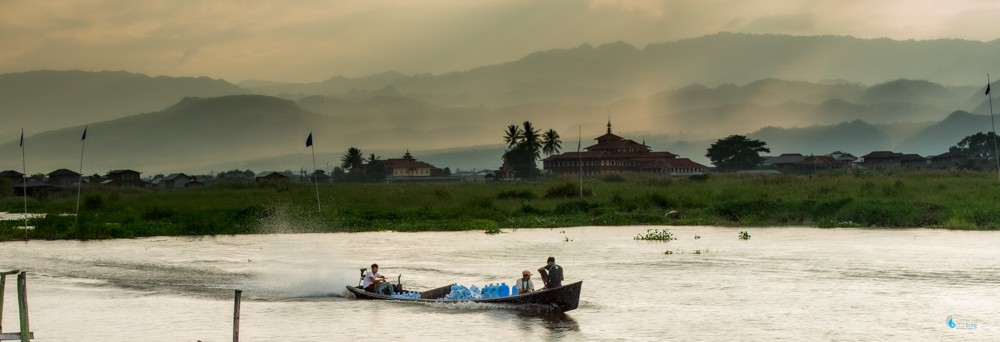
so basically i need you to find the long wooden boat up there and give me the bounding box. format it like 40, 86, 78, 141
345, 281, 582, 312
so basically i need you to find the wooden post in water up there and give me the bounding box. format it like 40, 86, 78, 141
0, 270, 32, 341
16, 272, 29, 342
233, 290, 241, 342
0, 270, 10, 335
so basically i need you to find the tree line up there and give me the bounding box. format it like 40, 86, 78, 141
496, 122, 1000, 175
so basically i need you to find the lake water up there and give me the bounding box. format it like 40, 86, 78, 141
1, 226, 997, 341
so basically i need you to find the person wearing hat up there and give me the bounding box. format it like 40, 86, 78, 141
514, 270, 535, 294
537, 256, 564, 289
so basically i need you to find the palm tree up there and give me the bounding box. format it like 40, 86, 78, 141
365, 153, 386, 182
521, 121, 542, 160
542, 129, 562, 156
503, 124, 523, 149
340, 147, 364, 170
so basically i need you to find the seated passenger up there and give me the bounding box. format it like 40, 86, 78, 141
514, 270, 535, 294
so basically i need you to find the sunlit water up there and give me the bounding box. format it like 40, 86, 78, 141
1, 226, 998, 341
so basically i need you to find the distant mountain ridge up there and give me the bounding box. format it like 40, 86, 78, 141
0, 70, 249, 139
242, 33, 997, 107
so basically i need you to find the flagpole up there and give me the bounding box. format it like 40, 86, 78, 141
578, 124, 583, 199
20, 128, 28, 239
76, 126, 87, 224
308, 133, 321, 212
988, 74, 1000, 183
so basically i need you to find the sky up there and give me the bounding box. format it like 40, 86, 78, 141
3, 0, 1000, 83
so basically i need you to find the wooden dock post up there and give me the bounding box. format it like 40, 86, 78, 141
233, 289, 241, 342
0, 270, 11, 336
0, 270, 32, 341
16, 272, 28, 342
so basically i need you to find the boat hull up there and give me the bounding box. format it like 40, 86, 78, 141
346, 281, 582, 312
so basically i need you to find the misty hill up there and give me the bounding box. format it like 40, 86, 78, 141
0, 95, 329, 173
242, 33, 996, 107
0, 94, 551, 174
899, 111, 994, 153
745, 112, 990, 158
604, 79, 964, 137
0, 70, 249, 139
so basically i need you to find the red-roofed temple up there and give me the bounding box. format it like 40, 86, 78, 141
541, 120, 708, 175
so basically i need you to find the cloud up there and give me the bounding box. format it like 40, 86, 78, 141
743, 13, 817, 34
589, 0, 665, 17
2, 0, 1000, 83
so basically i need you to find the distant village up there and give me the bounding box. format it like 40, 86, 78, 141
0, 123, 989, 197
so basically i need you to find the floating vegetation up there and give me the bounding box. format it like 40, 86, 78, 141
635, 228, 677, 241
738, 231, 751, 240
484, 226, 502, 235
663, 249, 708, 255
694, 235, 701, 239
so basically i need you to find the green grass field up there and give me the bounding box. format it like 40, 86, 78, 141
2, 170, 999, 241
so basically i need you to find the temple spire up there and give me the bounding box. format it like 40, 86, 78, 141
607, 114, 612, 134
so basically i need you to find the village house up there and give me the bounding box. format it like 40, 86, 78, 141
542, 121, 708, 175
104, 169, 143, 187
762, 152, 855, 174
763, 153, 807, 171
46, 168, 81, 187
860, 151, 927, 170
311, 170, 331, 183
860, 151, 901, 169
829, 152, 858, 166
797, 155, 842, 174
255, 171, 290, 183
928, 151, 975, 169
14, 180, 53, 197
382, 151, 435, 178
150, 173, 196, 189
0, 170, 24, 186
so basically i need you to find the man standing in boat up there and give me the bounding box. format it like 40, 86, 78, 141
537, 256, 563, 289
363, 263, 387, 292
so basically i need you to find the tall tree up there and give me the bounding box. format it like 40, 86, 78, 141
521, 121, 542, 160
365, 154, 387, 182
500, 121, 557, 179
503, 125, 523, 149
705, 135, 770, 171
503, 143, 540, 179
542, 129, 562, 156
340, 147, 364, 170
952, 132, 998, 160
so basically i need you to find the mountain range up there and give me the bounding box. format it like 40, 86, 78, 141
3, 33, 1000, 175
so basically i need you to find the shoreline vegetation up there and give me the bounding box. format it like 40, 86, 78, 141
1, 171, 999, 241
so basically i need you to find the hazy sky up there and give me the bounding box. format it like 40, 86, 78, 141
3, 0, 1000, 83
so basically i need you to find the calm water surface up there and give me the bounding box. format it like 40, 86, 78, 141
1, 226, 998, 341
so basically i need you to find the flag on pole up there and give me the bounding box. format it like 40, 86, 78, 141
987, 83, 992, 95
82, 126, 87, 140
19, 129, 23, 147
306, 132, 313, 147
